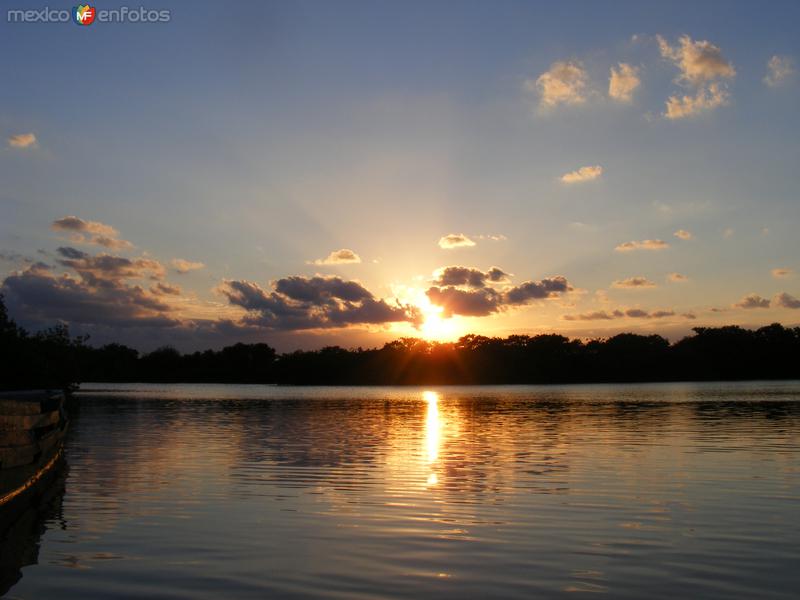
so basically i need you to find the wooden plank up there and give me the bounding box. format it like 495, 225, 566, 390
0, 445, 38, 470
0, 410, 61, 431
0, 431, 33, 448
0, 400, 43, 416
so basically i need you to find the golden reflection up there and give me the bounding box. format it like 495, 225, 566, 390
423, 390, 441, 486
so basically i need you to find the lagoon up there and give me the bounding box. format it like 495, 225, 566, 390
4, 381, 800, 599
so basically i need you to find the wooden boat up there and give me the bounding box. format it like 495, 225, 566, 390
0, 390, 69, 514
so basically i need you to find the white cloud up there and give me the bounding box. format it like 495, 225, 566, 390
310, 248, 362, 265
668, 272, 689, 283
608, 63, 641, 102
438, 233, 476, 249
171, 258, 205, 274
764, 55, 794, 87
658, 35, 735, 119
657, 35, 735, 85
673, 229, 693, 240
529, 60, 589, 109
7, 133, 37, 149
615, 239, 669, 252
772, 268, 793, 279
560, 165, 603, 184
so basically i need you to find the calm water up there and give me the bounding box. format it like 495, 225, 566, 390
3, 382, 800, 599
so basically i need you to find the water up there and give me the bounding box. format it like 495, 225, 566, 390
3, 381, 800, 599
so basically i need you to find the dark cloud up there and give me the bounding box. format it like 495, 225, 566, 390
1, 263, 179, 329
773, 292, 800, 309
220, 276, 421, 331
433, 266, 510, 288
734, 294, 770, 309
563, 307, 682, 321
426, 286, 501, 317
426, 274, 571, 317
56, 246, 165, 282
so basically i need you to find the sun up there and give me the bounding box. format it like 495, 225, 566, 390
418, 297, 461, 342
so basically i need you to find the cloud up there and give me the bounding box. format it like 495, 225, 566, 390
772, 268, 793, 279
560, 165, 603, 184
529, 60, 589, 109
171, 258, 206, 274
426, 275, 571, 318
615, 239, 669, 252
668, 273, 689, 283
723, 228, 735, 239
432, 266, 510, 288
51, 216, 133, 250
151, 282, 182, 296
657, 35, 735, 119
563, 307, 684, 321
663, 83, 729, 119
7, 133, 37, 149
608, 63, 641, 102
773, 292, 800, 309
310, 248, 362, 265
657, 35, 735, 85
673, 229, 693, 240
612, 276, 656, 289
734, 294, 770, 309
764, 55, 794, 87
55, 246, 166, 283
1, 261, 179, 330
438, 233, 476, 249
219, 275, 421, 331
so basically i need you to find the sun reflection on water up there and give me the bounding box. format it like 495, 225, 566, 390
423, 390, 441, 486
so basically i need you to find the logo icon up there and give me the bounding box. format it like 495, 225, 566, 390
72, 4, 96, 25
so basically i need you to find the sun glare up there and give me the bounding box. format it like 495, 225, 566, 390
411, 291, 460, 342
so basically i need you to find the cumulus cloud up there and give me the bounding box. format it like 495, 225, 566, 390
438, 233, 476, 249
51, 216, 133, 250
7, 133, 37, 148
658, 35, 735, 119
529, 60, 589, 109
562, 307, 684, 321
309, 248, 361, 265
674, 229, 693, 240
560, 165, 603, 184
663, 83, 729, 120
764, 55, 794, 87
432, 266, 510, 288
171, 258, 206, 274
734, 294, 770, 309
773, 292, 800, 309
612, 276, 656, 289
55, 246, 166, 283
772, 268, 793, 279
615, 239, 669, 252
426, 271, 571, 318
668, 273, 688, 283
219, 275, 421, 331
1, 260, 179, 330
608, 63, 641, 102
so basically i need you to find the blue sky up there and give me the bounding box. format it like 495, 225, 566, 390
1, 1, 799, 351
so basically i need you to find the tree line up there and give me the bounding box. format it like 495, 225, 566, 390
2, 295, 799, 389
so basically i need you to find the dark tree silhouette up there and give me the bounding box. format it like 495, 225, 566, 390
1, 295, 799, 387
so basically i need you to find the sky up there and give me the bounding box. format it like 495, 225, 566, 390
1, 0, 799, 352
